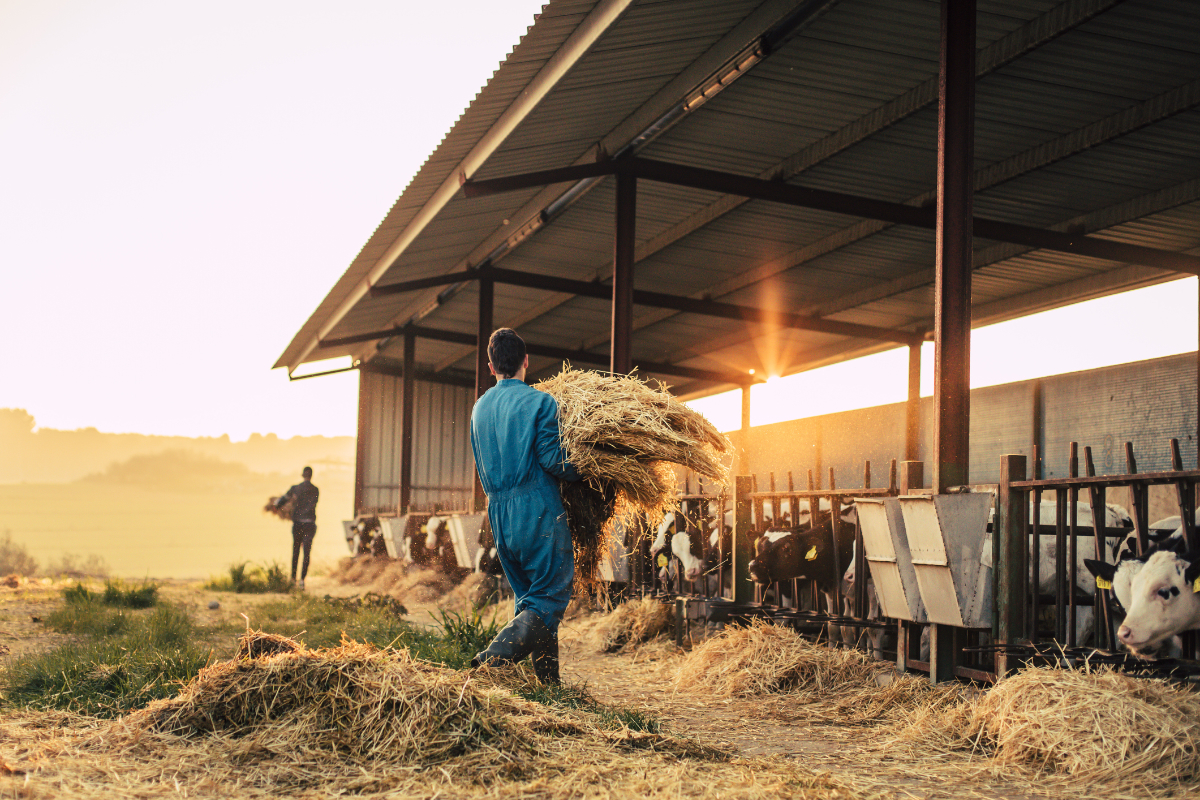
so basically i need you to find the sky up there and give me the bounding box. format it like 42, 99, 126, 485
1, 0, 546, 441
2, 1, 1196, 442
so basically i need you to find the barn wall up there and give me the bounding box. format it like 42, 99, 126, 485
356, 371, 475, 516
730, 352, 1198, 495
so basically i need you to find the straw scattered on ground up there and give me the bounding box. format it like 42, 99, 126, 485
887, 666, 1200, 794
0, 633, 874, 800
536, 367, 732, 589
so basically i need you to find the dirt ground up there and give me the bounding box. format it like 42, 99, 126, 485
0, 574, 1150, 799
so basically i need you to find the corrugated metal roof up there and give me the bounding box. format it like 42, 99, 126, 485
279, 0, 1200, 398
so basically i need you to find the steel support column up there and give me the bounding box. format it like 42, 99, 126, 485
906, 338, 922, 461
474, 277, 494, 512
611, 172, 636, 375
353, 370, 368, 516
400, 328, 415, 514
932, 0, 976, 494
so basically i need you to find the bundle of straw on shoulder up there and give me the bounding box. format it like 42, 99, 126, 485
535, 367, 732, 589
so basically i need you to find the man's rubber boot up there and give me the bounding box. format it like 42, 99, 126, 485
531, 629, 560, 685
470, 609, 549, 668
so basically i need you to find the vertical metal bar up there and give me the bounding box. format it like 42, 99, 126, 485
1172, 439, 1199, 552
907, 335, 922, 462
400, 329, 416, 514
1068, 442, 1079, 648
1031, 444, 1041, 645
889, 459, 898, 494
611, 172, 636, 376
1126, 442, 1149, 555
752, 474, 763, 534
1055, 488, 1066, 643
1084, 447, 1115, 651
932, 0, 976, 495
733, 475, 754, 604
473, 278, 494, 513
996, 454, 1026, 677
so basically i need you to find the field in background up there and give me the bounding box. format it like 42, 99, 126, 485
0, 480, 354, 580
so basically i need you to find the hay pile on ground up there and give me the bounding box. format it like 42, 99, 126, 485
941, 667, 1200, 789
595, 596, 675, 653
536, 367, 732, 587
0, 635, 873, 799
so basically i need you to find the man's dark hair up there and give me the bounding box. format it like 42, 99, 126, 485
488, 328, 526, 378
302, 466, 313, 479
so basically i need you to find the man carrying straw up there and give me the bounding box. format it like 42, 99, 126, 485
469, 328, 580, 684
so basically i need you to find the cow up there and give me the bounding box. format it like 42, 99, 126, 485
650, 511, 705, 587
1085, 537, 1200, 659
406, 515, 460, 575
747, 508, 857, 622
475, 516, 504, 577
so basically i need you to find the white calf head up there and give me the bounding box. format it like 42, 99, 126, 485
1093, 550, 1200, 658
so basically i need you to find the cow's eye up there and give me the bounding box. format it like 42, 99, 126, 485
1158, 587, 1177, 600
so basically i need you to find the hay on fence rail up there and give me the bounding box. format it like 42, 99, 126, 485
596, 596, 676, 653
536, 367, 732, 589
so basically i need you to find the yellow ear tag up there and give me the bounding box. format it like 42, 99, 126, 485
1193, 576, 1200, 594
657, 554, 668, 568
805, 546, 818, 561
420, 525, 428, 533
1095, 577, 1113, 591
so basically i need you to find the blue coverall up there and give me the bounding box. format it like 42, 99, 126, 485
470, 378, 579, 630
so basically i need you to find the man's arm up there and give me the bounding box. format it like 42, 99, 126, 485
535, 395, 580, 482
274, 486, 295, 509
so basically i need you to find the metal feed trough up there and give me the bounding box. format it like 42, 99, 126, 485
855, 497, 927, 623
898, 492, 994, 629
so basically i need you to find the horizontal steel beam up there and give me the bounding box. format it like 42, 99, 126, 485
461, 156, 1200, 276
354, 265, 920, 346
332, 324, 750, 385
368, 270, 478, 297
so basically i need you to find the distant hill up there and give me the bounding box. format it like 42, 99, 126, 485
1, 408, 355, 484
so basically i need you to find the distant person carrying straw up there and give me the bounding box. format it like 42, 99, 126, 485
469, 328, 580, 684
274, 466, 319, 591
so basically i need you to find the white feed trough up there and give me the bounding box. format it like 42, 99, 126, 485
854, 497, 927, 622
898, 492, 994, 629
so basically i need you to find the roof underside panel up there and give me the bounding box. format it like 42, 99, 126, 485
280, 0, 1200, 400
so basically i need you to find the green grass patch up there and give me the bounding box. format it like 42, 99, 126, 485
204, 561, 292, 593
64, 579, 159, 608
6, 604, 211, 716
249, 595, 500, 669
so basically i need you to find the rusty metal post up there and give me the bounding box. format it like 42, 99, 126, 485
906, 336, 922, 461
995, 454, 1026, 677
932, 0, 976, 495
611, 172, 636, 376
473, 276, 494, 513
1068, 442, 1079, 647
400, 328, 415, 513
733, 475, 754, 604
1084, 447, 1116, 651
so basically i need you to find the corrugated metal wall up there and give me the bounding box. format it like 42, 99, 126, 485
734, 352, 1198, 487
356, 371, 475, 515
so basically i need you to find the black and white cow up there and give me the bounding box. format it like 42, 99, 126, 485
1085, 516, 1196, 658
650, 511, 705, 586
406, 515, 460, 575
747, 507, 858, 607
474, 516, 504, 577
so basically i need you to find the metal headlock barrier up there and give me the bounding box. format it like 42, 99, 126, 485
636, 438, 1200, 686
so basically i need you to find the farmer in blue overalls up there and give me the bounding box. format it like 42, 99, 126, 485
469, 328, 580, 684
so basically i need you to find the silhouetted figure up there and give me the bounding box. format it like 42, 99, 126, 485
275, 466, 319, 590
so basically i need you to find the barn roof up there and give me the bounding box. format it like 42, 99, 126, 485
276, 0, 1200, 398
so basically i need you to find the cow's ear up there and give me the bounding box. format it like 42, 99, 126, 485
1183, 555, 1200, 591
1084, 559, 1117, 588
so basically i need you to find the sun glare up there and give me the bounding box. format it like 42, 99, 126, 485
685, 278, 1198, 433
